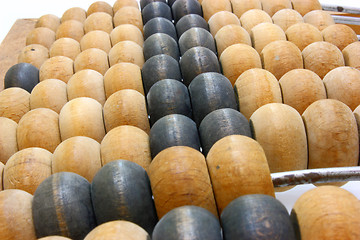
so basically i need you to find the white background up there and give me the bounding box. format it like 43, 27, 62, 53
0, 0, 359, 212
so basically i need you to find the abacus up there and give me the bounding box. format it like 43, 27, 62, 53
0, 0, 360, 239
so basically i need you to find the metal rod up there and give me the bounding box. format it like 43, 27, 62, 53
321, 4, 360, 14
332, 15, 360, 25
271, 166, 360, 187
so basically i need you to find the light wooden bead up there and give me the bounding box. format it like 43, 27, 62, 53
109, 41, 144, 68
291, 186, 360, 239
87, 1, 113, 17
36, 14, 61, 32
80, 30, 111, 53
279, 69, 326, 114
149, 146, 218, 219
101, 126, 151, 170
220, 43, 262, 85
261, 40, 303, 79
18, 44, 49, 69
272, 9, 304, 31
302, 41, 345, 79
291, 0, 322, 16
0, 189, 36, 240
110, 24, 144, 47
103, 89, 150, 133
3, 148, 52, 194
303, 10, 335, 31
215, 25, 251, 56
113, 0, 139, 13
201, 0, 232, 22
39, 56, 74, 83
208, 11, 240, 36
323, 67, 360, 111
250, 22, 286, 54
321, 24, 358, 51
67, 69, 106, 105
49, 37, 81, 61
285, 23, 323, 51
0, 117, 18, 164
17, 108, 61, 153
61, 7, 87, 23
104, 63, 144, 98
230, 0, 262, 18
30, 79, 68, 113
260, 0, 292, 17
56, 20, 85, 42
38, 237, 72, 240
113, 7, 143, 33
240, 9, 272, 34
207, 135, 275, 214
74, 48, 109, 75
84, 12, 113, 34
84, 221, 149, 240
26, 27, 55, 49
52, 136, 101, 182
343, 42, 360, 70
59, 97, 106, 143
0, 87, 30, 123
234, 68, 282, 119
302, 99, 358, 169
0, 162, 3, 190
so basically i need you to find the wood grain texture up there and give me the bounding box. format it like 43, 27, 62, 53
303, 10, 335, 31
214, 25, 251, 57
230, 0, 262, 18
0, 117, 18, 164
108, 40, 144, 68
49, 38, 81, 61
84, 12, 113, 34
80, 30, 111, 53
290, 0, 321, 16
0, 87, 30, 123
17, 44, 49, 69
110, 24, 144, 48
260, 0, 292, 17
272, 9, 304, 31
208, 11, 240, 37
322, 24, 358, 51
250, 22, 286, 54
39, 56, 74, 83
201, 0, 232, 22
343, 42, 360, 70
240, 9, 272, 34
285, 23, 323, 51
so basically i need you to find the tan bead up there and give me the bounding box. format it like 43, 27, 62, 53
30, 79, 68, 114
251, 22, 286, 54
260, 0, 292, 17
0, 189, 36, 240
303, 10, 335, 31
59, 97, 106, 143
39, 56, 74, 83
215, 25, 251, 56
18, 44, 49, 69
103, 89, 150, 133
201, 0, 232, 22
26, 27, 55, 49
208, 11, 240, 36
0, 162, 4, 190
302, 99, 359, 169
0, 88, 30, 123
261, 40, 303, 79
321, 24, 358, 51
56, 20, 85, 42
38, 237, 72, 240
3, 148, 52, 194
104, 62, 144, 98
109, 41, 144, 68
206, 135, 275, 214
67, 69, 106, 105
0, 117, 18, 164
113, 7, 143, 33
149, 146, 218, 219
17, 108, 61, 153
100, 125, 151, 171
220, 43, 262, 85
52, 136, 102, 182
234, 68, 282, 119
292, 186, 360, 239
36, 14, 61, 32
230, 0, 262, 18
272, 9, 304, 31
285, 23, 323, 51
279, 69, 326, 114
110, 24, 144, 47
302, 41, 344, 79
80, 30, 112, 53
49, 37, 81, 60
343, 42, 360, 70
291, 0, 322, 16
74, 48, 109, 75
61, 7, 87, 23
113, 0, 139, 13
87, 1, 114, 17
84, 12, 114, 34
323, 67, 360, 111
240, 9, 273, 34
